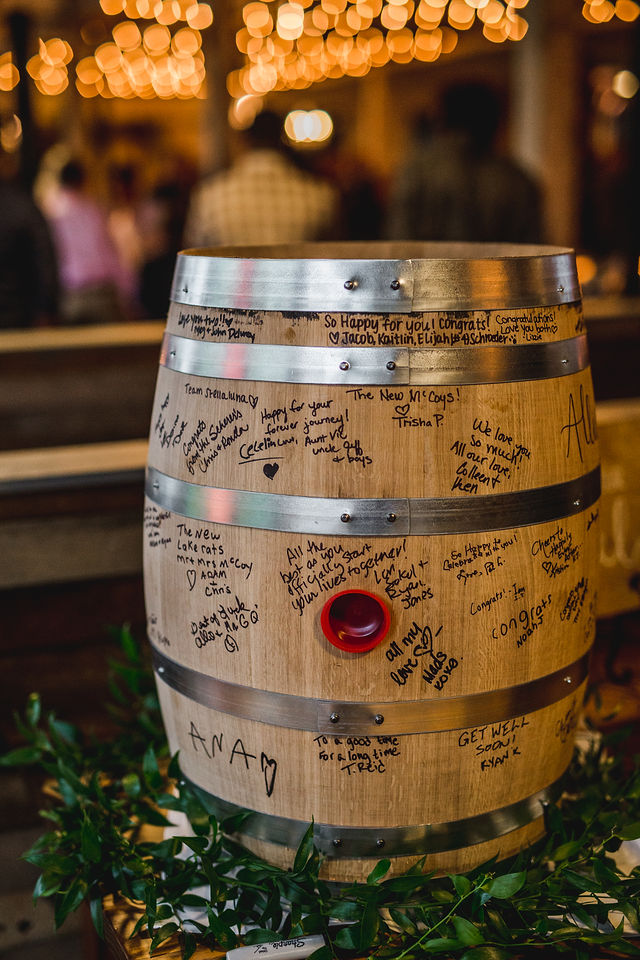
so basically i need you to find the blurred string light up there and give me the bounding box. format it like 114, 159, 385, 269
582, 0, 639, 21
0, 1, 213, 99
0, 52, 20, 91
284, 107, 333, 140
228, 0, 531, 102
75, 0, 213, 98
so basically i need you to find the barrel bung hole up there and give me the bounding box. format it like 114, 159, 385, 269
321, 589, 390, 652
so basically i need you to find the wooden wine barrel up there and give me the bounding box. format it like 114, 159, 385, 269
143, 242, 600, 881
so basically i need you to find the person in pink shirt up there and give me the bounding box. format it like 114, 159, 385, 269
45, 160, 137, 324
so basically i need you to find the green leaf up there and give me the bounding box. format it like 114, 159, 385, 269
33, 873, 61, 900
388, 908, 417, 935
552, 839, 585, 861
483, 871, 527, 899
26, 693, 41, 727
619, 821, 640, 840
367, 858, 391, 884
81, 815, 102, 863
459, 947, 510, 960
143, 746, 163, 789
122, 772, 142, 797
306, 947, 331, 960
452, 916, 484, 946
182, 932, 197, 960
327, 900, 362, 923
292, 822, 315, 873
54, 880, 86, 928
0, 746, 44, 766
422, 939, 465, 954
334, 925, 358, 951
150, 922, 180, 953
90, 896, 104, 939
357, 900, 380, 951
450, 874, 472, 897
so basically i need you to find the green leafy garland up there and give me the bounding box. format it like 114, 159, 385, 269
2, 627, 640, 960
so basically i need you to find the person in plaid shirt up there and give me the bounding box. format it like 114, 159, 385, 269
184, 111, 339, 247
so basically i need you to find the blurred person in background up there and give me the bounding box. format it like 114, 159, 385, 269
307, 127, 385, 242
107, 162, 144, 281
0, 152, 58, 328
138, 178, 190, 319
184, 110, 338, 247
386, 82, 542, 244
45, 159, 137, 325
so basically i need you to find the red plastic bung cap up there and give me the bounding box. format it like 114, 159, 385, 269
321, 590, 391, 653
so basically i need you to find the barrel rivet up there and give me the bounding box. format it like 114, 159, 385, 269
157, 666, 165, 675
574, 498, 581, 508
152, 481, 160, 490
564, 675, 573, 684
386, 513, 397, 523
333, 837, 343, 848
376, 838, 386, 848
182, 285, 188, 294
386, 360, 396, 371
330, 712, 341, 723
344, 279, 356, 290
169, 350, 176, 358
558, 285, 565, 293
390, 279, 401, 291
340, 513, 351, 523
339, 360, 350, 371
561, 358, 568, 364
374, 713, 385, 725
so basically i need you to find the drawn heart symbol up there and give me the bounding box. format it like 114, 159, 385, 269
186, 569, 196, 591
263, 462, 279, 480
261, 753, 278, 797
395, 403, 410, 417
328, 331, 339, 345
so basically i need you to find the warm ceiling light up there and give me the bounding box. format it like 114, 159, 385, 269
448, 0, 475, 26
277, 2, 305, 39
144, 23, 171, 52
381, 3, 409, 27
39, 38, 73, 65
172, 26, 202, 54
387, 26, 413, 51
136, 0, 163, 16
100, 0, 125, 13
26, 54, 44, 79
157, 1, 179, 24
414, 26, 442, 58
243, 2, 271, 29
0, 58, 19, 91
186, 3, 213, 29
76, 77, 102, 97
113, 21, 142, 50
246, 61, 278, 92
171, 0, 193, 18
441, 25, 458, 50
357, 0, 381, 14
586, 0, 615, 20
483, 20, 508, 39
477, 0, 505, 23
298, 34, 324, 55
612, 68, 639, 97
284, 109, 333, 142
95, 41, 123, 71
615, 0, 640, 19
504, 11, 527, 38
76, 55, 103, 84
